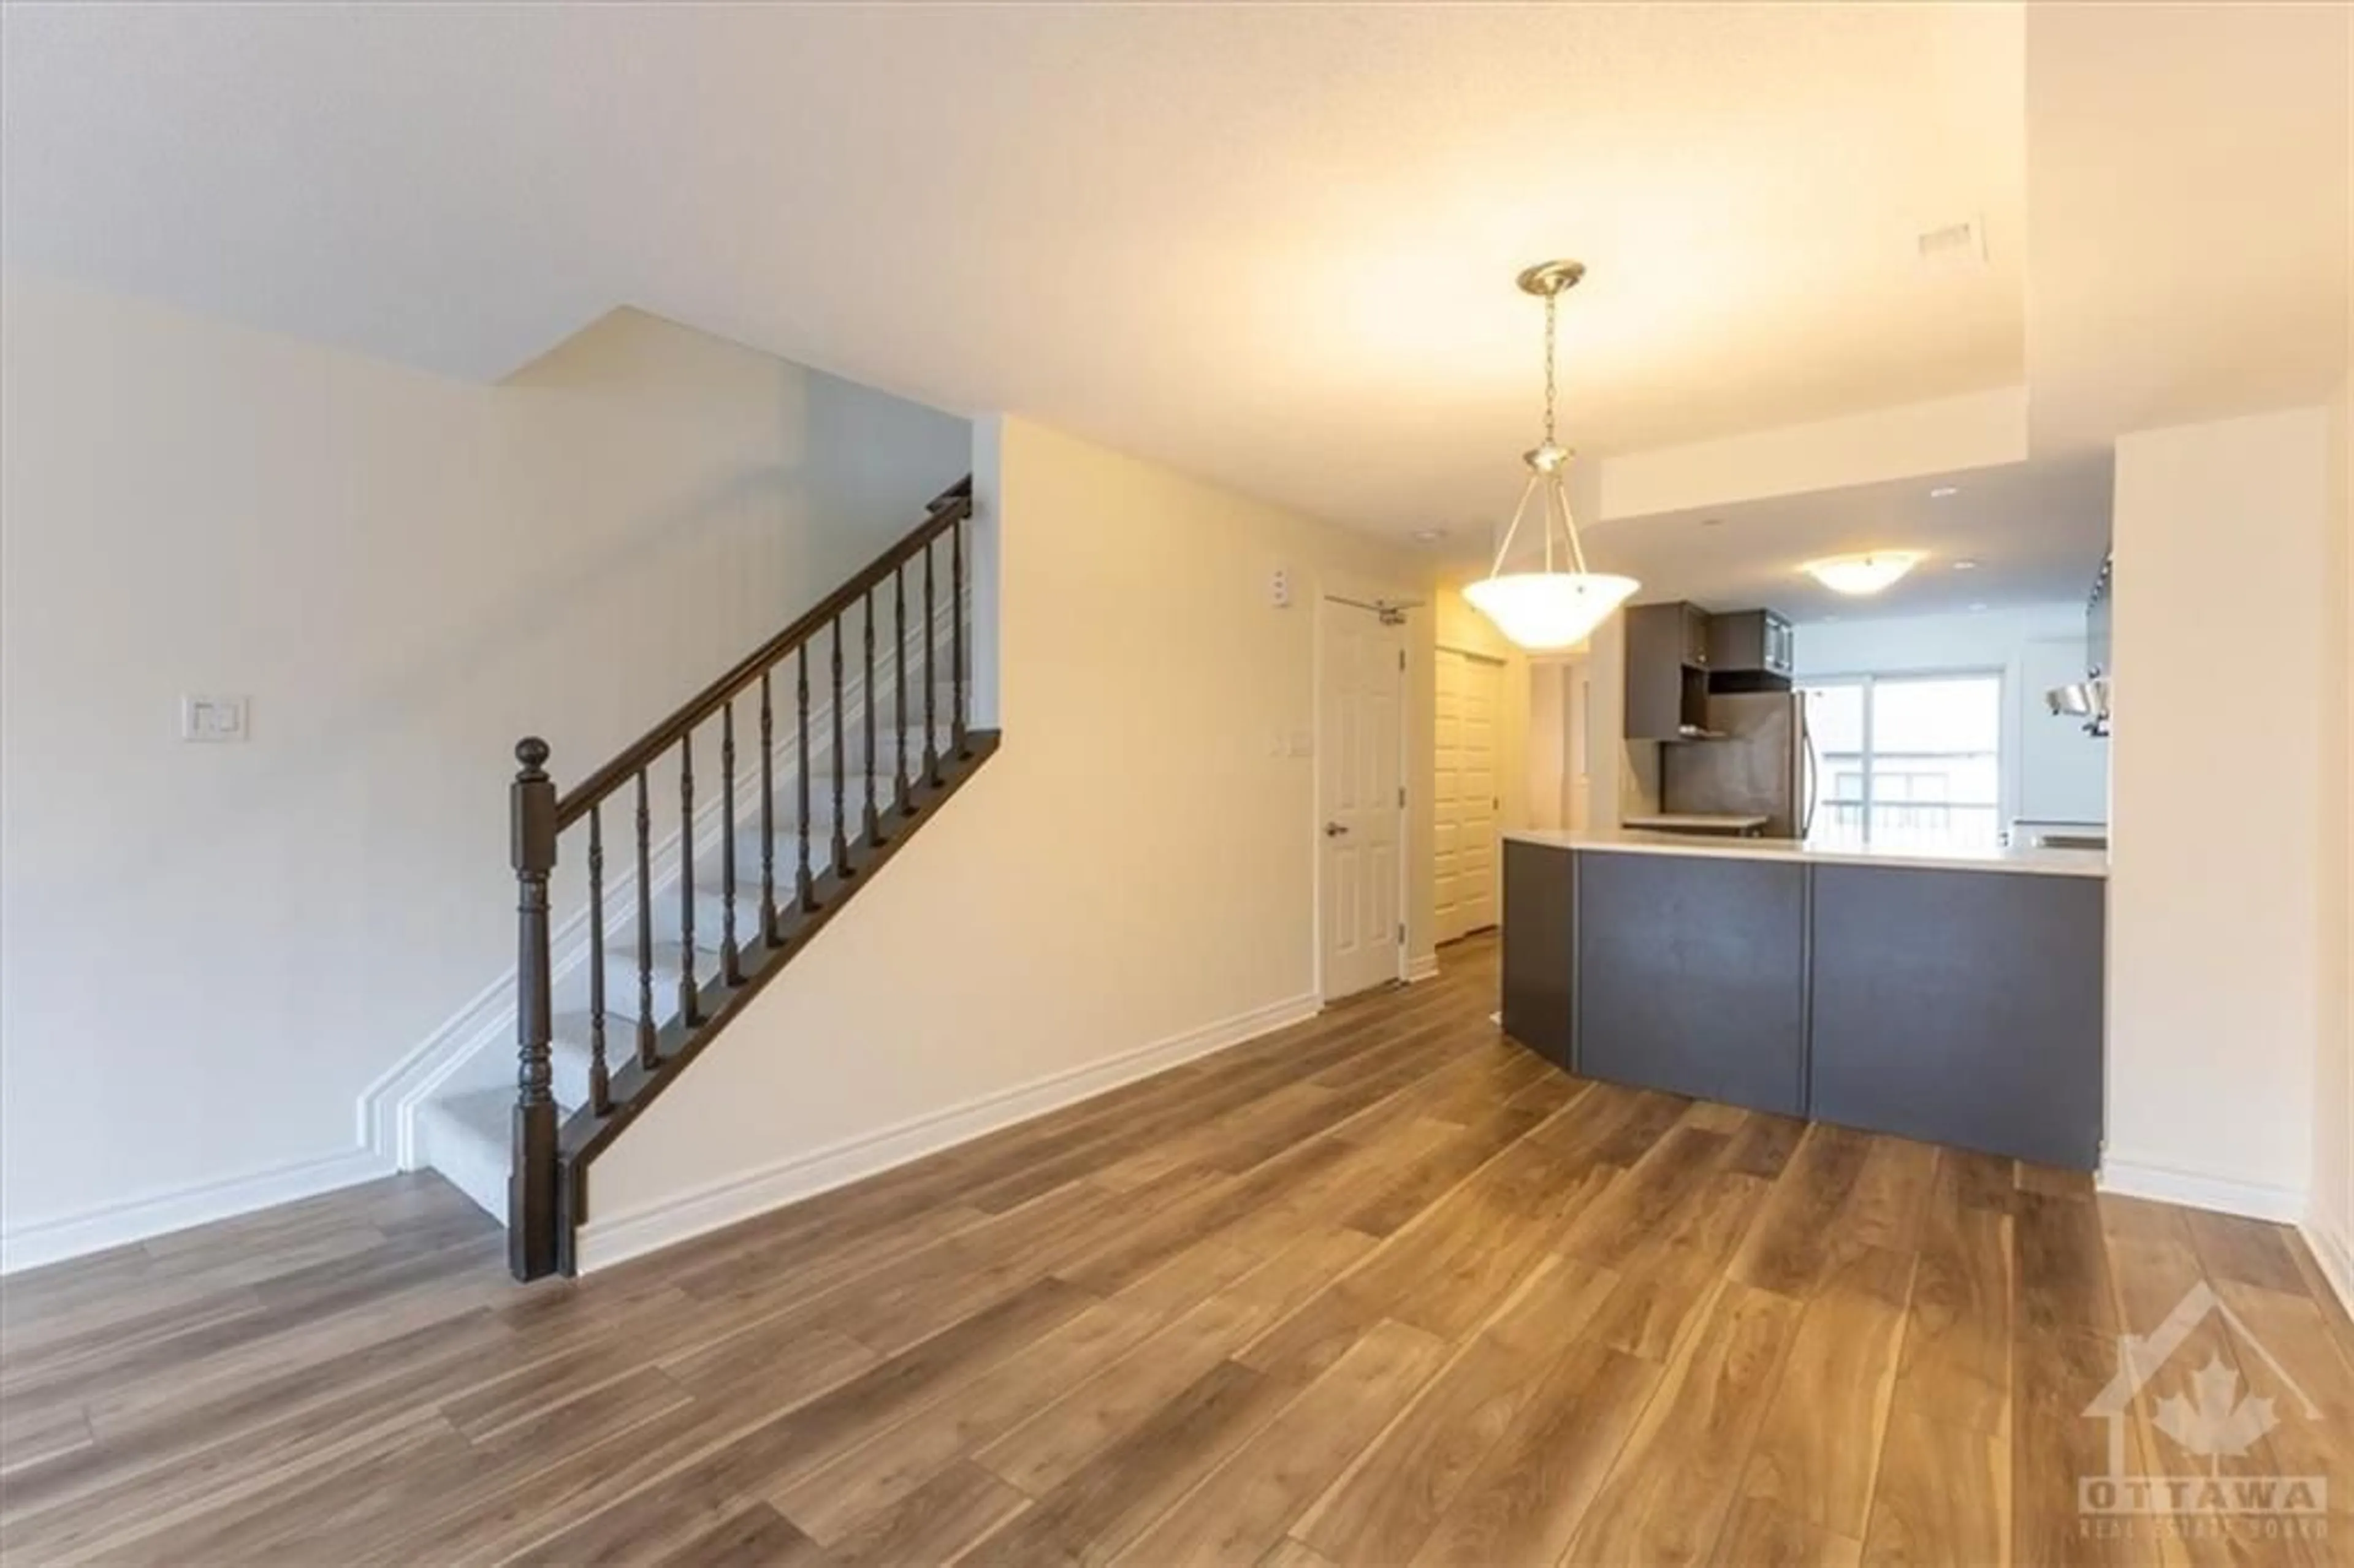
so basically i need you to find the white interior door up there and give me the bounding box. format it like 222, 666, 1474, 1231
1319, 603, 1405, 1001
1434, 649, 1503, 942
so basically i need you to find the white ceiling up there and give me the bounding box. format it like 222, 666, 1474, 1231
1585, 456, 2112, 623
2024, 3, 2353, 454
1, 2, 2028, 538
2, 1, 2344, 595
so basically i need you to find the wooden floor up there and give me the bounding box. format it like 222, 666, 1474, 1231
6, 935, 2353, 1566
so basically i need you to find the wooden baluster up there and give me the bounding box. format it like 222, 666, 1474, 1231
719, 699, 742, 986
587, 802, 610, 1116
924, 536, 942, 787
895, 562, 913, 815
508, 737, 558, 1281
759, 670, 777, 945
953, 514, 970, 758
634, 769, 655, 1069
677, 732, 700, 1027
832, 618, 852, 876
796, 645, 816, 911
863, 589, 882, 846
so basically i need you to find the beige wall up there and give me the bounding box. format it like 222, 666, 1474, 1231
585, 418, 1436, 1260
0, 273, 969, 1262
1525, 661, 1571, 832
2108, 405, 2334, 1219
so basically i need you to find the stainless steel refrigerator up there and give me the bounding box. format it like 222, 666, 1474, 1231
1658, 691, 1818, 840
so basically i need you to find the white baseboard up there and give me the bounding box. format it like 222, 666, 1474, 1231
2299, 1217, 2354, 1321
574, 989, 1319, 1273
2097, 1155, 2307, 1224
1405, 953, 1439, 983
0, 1147, 392, 1276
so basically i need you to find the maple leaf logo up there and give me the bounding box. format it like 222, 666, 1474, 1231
2152, 1355, 2279, 1466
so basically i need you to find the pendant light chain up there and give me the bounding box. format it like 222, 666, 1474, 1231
1468, 259, 1640, 651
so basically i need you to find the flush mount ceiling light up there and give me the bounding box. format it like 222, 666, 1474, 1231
1461, 261, 1639, 652
1801, 550, 1925, 596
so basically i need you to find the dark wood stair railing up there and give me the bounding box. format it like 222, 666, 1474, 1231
505, 476, 994, 1279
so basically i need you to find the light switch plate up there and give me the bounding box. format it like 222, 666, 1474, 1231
180, 695, 249, 743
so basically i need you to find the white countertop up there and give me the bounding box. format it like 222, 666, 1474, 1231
1503, 826, 2109, 878
1620, 813, 1771, 833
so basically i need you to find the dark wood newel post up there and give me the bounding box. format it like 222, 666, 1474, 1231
508, 736, 560, 1282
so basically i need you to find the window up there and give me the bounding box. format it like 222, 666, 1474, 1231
1800, 673, 2002, 850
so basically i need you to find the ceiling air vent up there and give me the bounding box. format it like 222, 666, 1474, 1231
1916, 218, 1987, 271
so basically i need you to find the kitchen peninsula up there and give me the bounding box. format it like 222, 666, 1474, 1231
1501, 829, 2108, 1168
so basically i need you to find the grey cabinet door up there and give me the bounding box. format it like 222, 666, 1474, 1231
1575, 852, 1807, 1114
1808, 866, 2104, 1169
1623, 604, 1689, 740
1501, 840, 1575, 1071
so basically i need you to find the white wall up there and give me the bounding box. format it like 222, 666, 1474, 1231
2108, 405, 2333, 1220
583, 418, 1436, 1263
1793, 602, 2109, 829
0, 273, 969, 1265
2311, 369, 2353, 1300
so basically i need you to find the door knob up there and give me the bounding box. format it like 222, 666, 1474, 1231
1324, 821, 1349, 837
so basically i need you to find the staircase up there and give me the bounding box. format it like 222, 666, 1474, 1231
419, 478, 999, 1279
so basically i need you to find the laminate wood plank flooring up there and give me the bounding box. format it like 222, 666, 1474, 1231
6, 933, 2353, 1564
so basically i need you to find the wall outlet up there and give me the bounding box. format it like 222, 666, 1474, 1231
180, 695, 249, 743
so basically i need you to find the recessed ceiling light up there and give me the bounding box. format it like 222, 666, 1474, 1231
1930, 485, 1960, 500
1411, 527, 1449, 542
1952, 558, 1979, 571
1800, 550, 1925, 595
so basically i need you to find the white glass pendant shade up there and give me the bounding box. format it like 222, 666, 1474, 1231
1463, 261, 1640, 653
1801, 550, 1925, 596
1463, 571, 1640, 652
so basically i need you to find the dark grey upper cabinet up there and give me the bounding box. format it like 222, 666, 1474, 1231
1705, 609, 1796, 689
1624, 602, 1715, 739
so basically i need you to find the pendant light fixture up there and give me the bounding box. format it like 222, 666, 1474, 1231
1461, 261, 1640, 652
